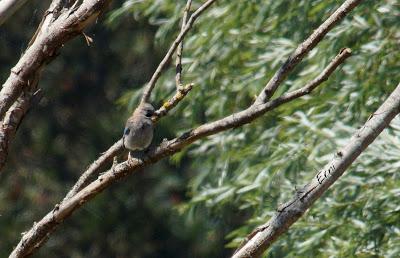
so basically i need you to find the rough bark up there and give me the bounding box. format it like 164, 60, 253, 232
0, 0, 111, 121
0, 0, 111, 172
10, 48, 351, 258
9, 0, 361, 256
232, 82, 400, 258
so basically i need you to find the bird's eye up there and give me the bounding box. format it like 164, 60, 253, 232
124, 128, 130, 135
145, 111, 153, 117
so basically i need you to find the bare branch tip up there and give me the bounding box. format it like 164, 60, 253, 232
339, 47, 352, 55
82, 32, 93, 46
179, 82, 194, 93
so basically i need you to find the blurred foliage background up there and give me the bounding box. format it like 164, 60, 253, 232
0, 0, 399, 257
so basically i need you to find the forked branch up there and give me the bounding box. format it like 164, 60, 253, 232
10, 47, 351, 257
232, 82, 400, 258
140, 0, 217, 104
254, 0, 362, 105
0, 0, 111, 174
10, 0, 362, 256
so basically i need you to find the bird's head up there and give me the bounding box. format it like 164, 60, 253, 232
136, 102, 155, 118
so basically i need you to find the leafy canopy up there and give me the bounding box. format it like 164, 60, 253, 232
110, 0, 400, 256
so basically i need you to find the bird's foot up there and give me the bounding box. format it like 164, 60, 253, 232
128, 151, 144, 162
111, 156, 118, 171
128, 151, 134, 163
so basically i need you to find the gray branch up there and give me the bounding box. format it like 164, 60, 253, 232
0, 0, 111, 121
175, 0, 192, 89
0, 0, 111, 173
232, 82, 400, 258
255, 0, 363, 104
10, 48, 351, 257
9, 0, 362, 256
140, 0, 217, 104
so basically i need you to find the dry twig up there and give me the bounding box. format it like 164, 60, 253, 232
10, 0, 361, 256
175, 0, 193, 89
11, 47, 352, 257
254, 0, 362, 105
140, 0, 217, 104
0, 0, 111, 173
0, 0, 111, 121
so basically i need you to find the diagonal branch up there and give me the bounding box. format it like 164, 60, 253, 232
254, 0, 362, 105
0, 0, 111, 121
10, 47, 351, 257
27, 0, 65, 47
0, 0, 111, 173
62, 139, 124, 201
273, 48, 352, 103
62, 82, 195, 202
10, 0, 361, 255
140, 0, 217, 104
232, 82, 400, 258
154, 83, 194, 119
64, 47, 350, 203
0, 82, 43, 171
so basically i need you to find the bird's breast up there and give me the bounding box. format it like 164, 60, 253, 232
123, 118, 154, 151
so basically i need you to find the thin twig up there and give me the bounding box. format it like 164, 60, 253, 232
140, 0, 217, 104
10, 45, 351, 257
265, 48, 352, 105
232, 82, 400, 258
10, 0, 360, 255
62, 139, 125, 201
153, 83, 194, 121
175, 0, 192, 89
63, 83, 195, 200
254, 0, 363, 105
59, 2, 199, 202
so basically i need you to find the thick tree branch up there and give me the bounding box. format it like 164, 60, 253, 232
10, 0, 360, 255
27, 0, 65, 47
140, 0, 217, 104
232, 82, 400, 258
61, 0, 358, 201
0, 0, 111, 172
10, 47, 351, 257
0, 84, 42, 171
254, 0, 363, 105
62, 84, 195, 202
0, 0, 111, 121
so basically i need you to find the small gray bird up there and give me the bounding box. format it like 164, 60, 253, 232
123, 103, 155, 158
